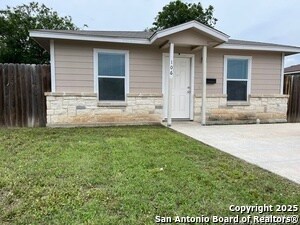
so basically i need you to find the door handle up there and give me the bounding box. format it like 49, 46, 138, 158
187, 86, 191, 93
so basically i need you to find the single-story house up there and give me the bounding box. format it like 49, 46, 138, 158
30, 20, 300, 126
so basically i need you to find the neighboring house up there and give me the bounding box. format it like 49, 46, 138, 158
284, 64, 300, 123
285, 64, 300, 76
29, 21, 300, 126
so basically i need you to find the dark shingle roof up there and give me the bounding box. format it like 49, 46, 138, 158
36, 29, 154, 39
35, 30, 298, 48
284, 64, 300, 73
32, 28, 300, 54
227, 39, 299, 49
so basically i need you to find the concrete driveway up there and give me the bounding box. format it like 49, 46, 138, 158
171, 122, 300, 184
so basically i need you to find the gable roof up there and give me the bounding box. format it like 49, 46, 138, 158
149, 20, 229, 43
284, 64, 300, 74
30, 20, 229, 45
29, 20, 300, 54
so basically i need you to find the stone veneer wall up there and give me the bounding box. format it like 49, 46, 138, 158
45, 93, 163, 126
46, 93, 288, 126
194, 94, 288, 124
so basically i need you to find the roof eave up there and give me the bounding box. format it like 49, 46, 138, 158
216, 43, 300, 54
284, 71, 300, 75
29, 30, 151, 45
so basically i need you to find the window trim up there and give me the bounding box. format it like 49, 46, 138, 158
93, 49, 129, 102
223, 55, 252, 102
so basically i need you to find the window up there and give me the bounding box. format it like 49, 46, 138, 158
224, 56, 251, 101
94, 49, 129, 101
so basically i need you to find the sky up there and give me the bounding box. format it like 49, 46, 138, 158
1, 0, 300, 67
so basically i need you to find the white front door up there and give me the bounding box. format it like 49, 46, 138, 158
164, 56, 191, 119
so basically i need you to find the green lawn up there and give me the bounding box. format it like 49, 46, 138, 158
0, 126, 299, 224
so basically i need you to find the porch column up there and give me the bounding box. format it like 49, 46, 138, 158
167, 42, 174, 126
201, 46, 207, 125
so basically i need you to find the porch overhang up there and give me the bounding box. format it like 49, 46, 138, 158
150, 20, 229, 47
154, 23, 219, 54
164, 41, 208, 126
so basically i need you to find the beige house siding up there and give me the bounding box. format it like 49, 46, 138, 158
206, 49, 282, 96
158, 29, 216, 46
251, 52, 281, 94
128, 46, 162, 94
54, 40, 282, 96
54, 40, 162, 94
55, 42, 93, 93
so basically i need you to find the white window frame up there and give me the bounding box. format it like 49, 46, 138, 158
223, 55, 252, 102
93, 49, 129, 102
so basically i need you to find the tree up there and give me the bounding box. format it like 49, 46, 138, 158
0, 2, 79, 64
151, 0, 217, 31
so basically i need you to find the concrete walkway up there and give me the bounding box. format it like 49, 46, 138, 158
171, 122, 300, 184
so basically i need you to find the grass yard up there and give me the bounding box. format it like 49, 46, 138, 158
0, 126, 299, 224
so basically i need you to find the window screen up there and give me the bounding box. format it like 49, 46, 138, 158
226, 57, 250, 101
97, 52, 126, 101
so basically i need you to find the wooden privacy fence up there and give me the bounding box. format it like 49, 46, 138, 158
284, 75, 300, 123
0, 64, 51, 127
